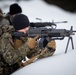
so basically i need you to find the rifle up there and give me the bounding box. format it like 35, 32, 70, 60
12, 21, 76, 67
12, 26, 76, 53
30, 21, 67, 27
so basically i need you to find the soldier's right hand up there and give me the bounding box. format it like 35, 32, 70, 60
26, 36, 39, 49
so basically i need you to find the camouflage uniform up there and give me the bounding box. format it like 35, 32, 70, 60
0, 10, 56, 74
0, 25, 15, 75
0, 28, 56, 74
0, 31, 31, 75
0, 11, 19, 74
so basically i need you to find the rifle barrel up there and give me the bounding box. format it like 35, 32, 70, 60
30, 22, 53, 27
55, 21, 68, 23
73, 31, 76, 32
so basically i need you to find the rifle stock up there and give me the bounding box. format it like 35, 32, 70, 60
22, 48, 47, 66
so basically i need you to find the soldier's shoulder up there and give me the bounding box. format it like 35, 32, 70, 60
1, 24, 14, 32
2, 24, 13, 30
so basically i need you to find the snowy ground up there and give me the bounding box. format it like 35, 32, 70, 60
0, 0, 76, 75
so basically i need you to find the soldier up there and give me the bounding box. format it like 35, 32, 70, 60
0, 13, 37, 75
5, 3, 22, 25
12, 14, 56, 59
0, 14, 56, 75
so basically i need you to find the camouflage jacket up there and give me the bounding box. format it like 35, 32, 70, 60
0, 24, 39, 65
0, 25, 56, 65
0, 32, 30, 65
0, 24, 14, 36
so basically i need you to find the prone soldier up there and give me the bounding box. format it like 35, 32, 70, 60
0, 14, 56, 75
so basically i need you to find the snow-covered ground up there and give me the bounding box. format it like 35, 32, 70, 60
0, 0, 76, 75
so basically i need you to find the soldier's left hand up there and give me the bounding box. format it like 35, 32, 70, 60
47, 40, 56, 50
26, 36, 39, 49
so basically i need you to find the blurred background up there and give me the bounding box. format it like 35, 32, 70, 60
0, 0, 76, 13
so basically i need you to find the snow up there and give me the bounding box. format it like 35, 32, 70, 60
0, 0, 76, 75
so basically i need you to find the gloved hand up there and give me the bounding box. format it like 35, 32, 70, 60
26, 36, 39, 49
47, 40, 56, 50
14, 39, 23, 49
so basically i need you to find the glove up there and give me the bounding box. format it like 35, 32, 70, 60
14, 39, 23, 49
47, 40, 56, 50
26, 36, 39, 49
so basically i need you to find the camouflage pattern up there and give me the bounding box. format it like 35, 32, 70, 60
0, 19, 56, 74
0, 31, 56, 74
0, 24, 14, 37
0, 9, 19, 75
0, 32, 31, 75
0, 9, 14, 36
0, 52, 20, 75
0, 9, 24, 75
0, 32, 30, 64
